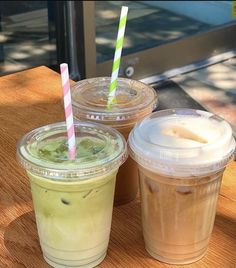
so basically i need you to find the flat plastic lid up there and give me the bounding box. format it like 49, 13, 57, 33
17, 121, 127, 181
71, 77, 158, 127
129, 109, 236, 177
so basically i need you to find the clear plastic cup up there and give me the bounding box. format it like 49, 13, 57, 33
17, 121, 127, 268
71, 77, 158, 205
128, 109, 235, 265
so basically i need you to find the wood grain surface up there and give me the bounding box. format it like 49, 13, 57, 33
0, 66, 235, 268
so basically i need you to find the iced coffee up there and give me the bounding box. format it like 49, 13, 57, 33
129, 109, 235, 264
71, 77, 157, 205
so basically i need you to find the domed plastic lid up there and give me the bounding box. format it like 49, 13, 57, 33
129, 109, 236, 177
71, 77, 158, 127
17, 121, 127, 181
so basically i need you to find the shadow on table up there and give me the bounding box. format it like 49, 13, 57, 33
4, 211, 49, 268
210, 213, 236, 266
215, 213, 236, 240
0, 100, 64, 209
107, 199, 158, 266
107, 200, 236, 267
4, 190, 235, 267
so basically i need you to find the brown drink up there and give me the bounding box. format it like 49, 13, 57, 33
129, 109, 235, 264
71, 77, 157, 205
114, 124, 138, 204
139, 167, 223, 264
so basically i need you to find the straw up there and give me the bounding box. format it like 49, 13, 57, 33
60, 63, 76, 159
107, 6, 129, 109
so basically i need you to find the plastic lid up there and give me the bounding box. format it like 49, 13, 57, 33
71, 77, 158, 127
17, 121, 127, 181
128, 109, 236, 177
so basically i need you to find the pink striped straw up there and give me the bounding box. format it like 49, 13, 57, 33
60, 63, 76, 159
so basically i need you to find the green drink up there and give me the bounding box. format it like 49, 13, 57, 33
17, 122, 127, 267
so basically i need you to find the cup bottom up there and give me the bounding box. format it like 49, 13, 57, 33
145, 246, 208, 265
43, 251, 107, 268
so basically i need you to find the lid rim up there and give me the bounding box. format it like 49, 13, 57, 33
129, 143, 235, 177
17, 121, 128, 181
128, 108, 236, 177
71, 77, 158, 122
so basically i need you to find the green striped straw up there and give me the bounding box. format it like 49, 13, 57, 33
107, 6, 129, 109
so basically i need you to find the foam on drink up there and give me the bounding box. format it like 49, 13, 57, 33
130, 109, 235, 177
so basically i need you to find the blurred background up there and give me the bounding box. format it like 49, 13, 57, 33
1, 1, 236, 129
0, 1, 235, 81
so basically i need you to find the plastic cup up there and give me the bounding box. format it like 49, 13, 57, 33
71, 77, 157, 205
128, 109, 235, 265
17, 121, 127, 268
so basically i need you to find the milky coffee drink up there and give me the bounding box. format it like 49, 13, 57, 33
129, 109, 235, 264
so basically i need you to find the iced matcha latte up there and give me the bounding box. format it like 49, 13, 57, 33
17, 122, 127, 267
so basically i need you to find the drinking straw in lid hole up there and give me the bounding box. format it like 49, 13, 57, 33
107, 6, 129, 109
60, 63, 76, 159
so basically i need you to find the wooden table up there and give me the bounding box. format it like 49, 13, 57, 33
0, 66, 235, 268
